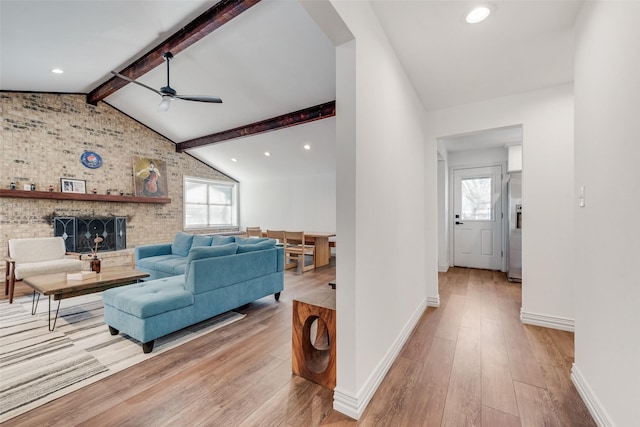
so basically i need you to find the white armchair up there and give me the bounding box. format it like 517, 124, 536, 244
4, 237, 82, 303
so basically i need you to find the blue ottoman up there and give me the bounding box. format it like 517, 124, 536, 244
103, 276, 194, 353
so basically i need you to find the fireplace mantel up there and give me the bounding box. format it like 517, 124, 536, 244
0, 189, 170, 204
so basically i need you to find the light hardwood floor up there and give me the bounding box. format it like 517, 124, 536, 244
3, 264, 594, 426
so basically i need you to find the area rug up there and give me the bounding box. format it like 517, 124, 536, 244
0, 292, 245, 422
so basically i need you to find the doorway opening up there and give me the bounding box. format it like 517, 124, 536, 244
437, 124, 523, 273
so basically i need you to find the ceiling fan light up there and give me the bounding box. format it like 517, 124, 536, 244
158, 96, 172, 112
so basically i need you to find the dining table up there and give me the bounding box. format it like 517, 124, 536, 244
262, 231, 336, 268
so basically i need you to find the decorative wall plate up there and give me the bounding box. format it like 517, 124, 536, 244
81, 151, 102, 169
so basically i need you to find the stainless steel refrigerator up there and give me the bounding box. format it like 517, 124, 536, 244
508, 172, 522, 282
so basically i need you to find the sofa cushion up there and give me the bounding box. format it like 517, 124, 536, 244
171, 232, 194, 257
211, 235, 235, 246
191, 234, 213, 248
234, 236, 269, 245
187, 243, 238, 261
155, 257, 189, 275
184, 243, 238, 278
137, 254, 184, 271
9, 237, 67, 263
14, 258, 82, 280
237, 239, 277, 253
103, 278, 193, 319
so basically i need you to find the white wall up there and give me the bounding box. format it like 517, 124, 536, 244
319, 0, 432, 419
573, 3, 640, 426
240, 172, 336, 232
425, 85, 576, 330
447, 147, 507, 168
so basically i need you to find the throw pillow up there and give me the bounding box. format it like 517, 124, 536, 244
172, 232, 194, 257
184, 243, 238, 278
234, 236, 269, 245
237, 239, 277, 253
191, 234, 213, 248
211, 235, 235, 246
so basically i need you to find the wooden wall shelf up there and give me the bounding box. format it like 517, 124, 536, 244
0, 189, 171, 204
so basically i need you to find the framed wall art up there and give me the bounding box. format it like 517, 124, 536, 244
60, 178, 86, 194
133, 156, 168, 197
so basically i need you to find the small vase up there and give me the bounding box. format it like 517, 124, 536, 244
90, 257, 101, 273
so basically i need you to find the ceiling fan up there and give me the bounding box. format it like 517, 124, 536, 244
111, 52, 222, 112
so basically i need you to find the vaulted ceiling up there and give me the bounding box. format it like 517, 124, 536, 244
0, 0, 583, 180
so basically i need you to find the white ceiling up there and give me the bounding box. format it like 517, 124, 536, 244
0, 0, 583, 180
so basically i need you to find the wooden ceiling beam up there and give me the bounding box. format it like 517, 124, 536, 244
175, 100, 336, 152
86, 0, 261, 105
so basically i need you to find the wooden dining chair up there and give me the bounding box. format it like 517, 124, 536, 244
266, 230, 285, 246
267, 230, 298, 270
246, 227, 262, 238
284, 231, 315, 272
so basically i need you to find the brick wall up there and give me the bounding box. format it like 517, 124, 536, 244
1, 92, 237, 272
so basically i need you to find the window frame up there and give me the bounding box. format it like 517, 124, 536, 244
183, 176, 239, 230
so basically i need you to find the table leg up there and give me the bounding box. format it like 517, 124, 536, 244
31, 291, 40, 315
48, 295, 61, 332
314, 237, 331, 268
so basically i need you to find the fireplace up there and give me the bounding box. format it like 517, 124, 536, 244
54, 217, 126, 253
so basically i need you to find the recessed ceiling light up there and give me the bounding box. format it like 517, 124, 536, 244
304, 144, 311, 150
465, 5, 493, 24
264, 152, 271, 157
51, 68, 64, 74
231, 158, 237, 162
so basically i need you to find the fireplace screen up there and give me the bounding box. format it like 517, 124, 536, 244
54, 217, 126, 253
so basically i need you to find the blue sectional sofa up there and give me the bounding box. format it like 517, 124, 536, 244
103, 233, 284, 353
134, 232, 240, 280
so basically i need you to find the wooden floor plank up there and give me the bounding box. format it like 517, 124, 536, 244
481, 318, 519, 416
500, 305, 547, 389
440, 326, 482, 427
399, 337, 457, 426
482, 405, 522, 427
435, 294, 466, 341
357, 356, 420, 426
513, 380, 562, 427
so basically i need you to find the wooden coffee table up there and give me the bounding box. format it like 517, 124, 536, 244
23, 266, 149, 331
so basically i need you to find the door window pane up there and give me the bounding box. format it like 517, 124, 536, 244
461, 177, 493, 220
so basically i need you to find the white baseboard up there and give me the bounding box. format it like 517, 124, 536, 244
520, 309, 575, 332
427, 294, 440, 307
571, 364, 614, 427
438, 265, 449, 273
333, 297, 428, 420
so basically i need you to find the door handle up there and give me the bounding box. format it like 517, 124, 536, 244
455, 221, 464, 225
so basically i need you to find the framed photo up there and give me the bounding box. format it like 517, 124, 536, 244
60, 178, 86, 194
133, 156, 168, 197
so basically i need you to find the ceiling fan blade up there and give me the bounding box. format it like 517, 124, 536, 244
174, 95, 223, 103
111, 71, 163, 96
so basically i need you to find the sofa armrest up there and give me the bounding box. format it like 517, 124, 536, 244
135, 243, 172, 263
65, 252, 82, 260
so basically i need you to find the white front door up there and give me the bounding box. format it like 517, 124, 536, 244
453, 166, 503, 270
